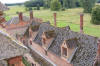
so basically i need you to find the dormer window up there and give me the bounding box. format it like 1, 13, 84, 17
42, 37, 46, 44
61, 39, 78, 63
61, 40, 68, 57
28, 25, 40, 38
42, 30, 56, 48
62, 47, 67, 57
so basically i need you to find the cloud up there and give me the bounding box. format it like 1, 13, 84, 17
0, 0, 29, 4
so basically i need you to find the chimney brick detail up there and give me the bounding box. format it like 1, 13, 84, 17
30, 10, 33, 20
54, 13, 56, 27
80, 13, 84, 33
19, 12, 23, 21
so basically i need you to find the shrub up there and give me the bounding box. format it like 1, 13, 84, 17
61, 7, 65, 11
50, 0, 61, 11
25, 7, 32, 11
91, 5, 100, 25
22, 57, 31, 66
29, 7, 32, 11
81, 0, 96, 13
25, 7, 28, 11
34, 7, 37, 10
16, 11, 19, 14
37, 4, 40, 10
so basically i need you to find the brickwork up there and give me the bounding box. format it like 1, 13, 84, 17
80, 13, 84, 33
8, 56, 25, 66
54, 13, 56, 27
30, 10, 33, 20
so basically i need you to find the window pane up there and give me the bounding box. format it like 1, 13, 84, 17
62, 48, 67, 56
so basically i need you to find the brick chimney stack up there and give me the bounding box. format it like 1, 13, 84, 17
97, 40, 100, 56
54, 13, 57, 27
80, 13, 84, 33
30, 10, 33, 20
93, 40, 100, 66
19, 12, 23, 21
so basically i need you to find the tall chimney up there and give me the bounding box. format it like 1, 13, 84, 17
30, 10, 33, 20
80, 13, 84, 33
93, 40, 100, 66
54, 13, 57, 27
19, 12, 23, 21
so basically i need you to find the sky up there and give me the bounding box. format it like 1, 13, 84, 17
0, 0, 29, 4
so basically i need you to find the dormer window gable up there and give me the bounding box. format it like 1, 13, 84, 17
64, 39, 77, 49
42, 30, 56, 48
28, 25, 39, 38
61, 38, 78, 63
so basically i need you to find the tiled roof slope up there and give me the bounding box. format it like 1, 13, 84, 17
5, 16, 30, 25
7, 26, 29, 38
34, 23, 98, 66
34, 22, 57, 46
0, 29, 29, 60
0, 2, 9, 11
49, 29, 98, 66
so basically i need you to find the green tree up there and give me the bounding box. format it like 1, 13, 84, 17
37, 4, 40, 10
43, 0, 51, 9
50, 0, 61, 11
81, 0, 96, 13
62, 0, 76, 8
91, 5, 100, 25
24, 0, 44, 7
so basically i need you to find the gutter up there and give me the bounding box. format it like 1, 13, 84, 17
29, 45, 56, 66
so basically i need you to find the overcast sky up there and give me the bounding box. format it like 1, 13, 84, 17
0, 0, 29, 4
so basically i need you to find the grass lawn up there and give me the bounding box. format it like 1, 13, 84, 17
5, 6, 100, 37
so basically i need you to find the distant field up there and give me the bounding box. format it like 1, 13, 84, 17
5, 6, 100, 37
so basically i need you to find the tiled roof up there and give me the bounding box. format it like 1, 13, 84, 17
0, 29, 29, 60
65, 38, 78, 48
7, 26, 29, 38
34, 23, 99, 66
34, 22, 57, 46
5, 16, 30, 25
0, 2, 9, 11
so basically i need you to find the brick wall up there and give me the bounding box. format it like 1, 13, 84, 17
8, 56, 25, 66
